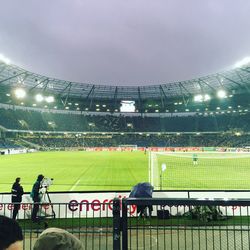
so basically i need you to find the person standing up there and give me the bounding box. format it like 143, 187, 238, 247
31, 174, 44, 222
11, 177, 24, 220
192, 153, 198, 165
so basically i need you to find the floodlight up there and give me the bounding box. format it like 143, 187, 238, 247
0, 54, 11, 64
194, 94, 203, 102
14, 88, 26, 99
204, 94, 211, 101
35, 94, 44, 102
234, 57, 250, 68
217, 90, 226, 98
45, 96, 54, 103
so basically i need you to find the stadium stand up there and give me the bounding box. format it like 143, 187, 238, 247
0, 107, 250, 133
20, 134, 250, 148
0, 138, 21, 149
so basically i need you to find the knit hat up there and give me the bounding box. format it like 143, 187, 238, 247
33, 228, 84, 250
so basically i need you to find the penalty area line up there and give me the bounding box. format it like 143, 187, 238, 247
70, 179, 81, 191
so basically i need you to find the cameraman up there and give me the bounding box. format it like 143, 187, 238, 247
11, 177, 24, 220
31, 174, 44, 222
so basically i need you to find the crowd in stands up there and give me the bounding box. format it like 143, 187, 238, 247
1, 107, 250, 149
0, 138, 22, 149
22, 134, 250, 148
1, 107, 250, 132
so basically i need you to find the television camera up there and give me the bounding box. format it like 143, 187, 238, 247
39, 177, 55, 219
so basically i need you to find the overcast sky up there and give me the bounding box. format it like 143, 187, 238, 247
0, 0, 250, 86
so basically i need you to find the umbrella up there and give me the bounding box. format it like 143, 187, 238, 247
129, 182, 154, 218
129, 182, 154, 198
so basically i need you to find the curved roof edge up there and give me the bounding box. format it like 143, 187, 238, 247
0, 61, 250, 100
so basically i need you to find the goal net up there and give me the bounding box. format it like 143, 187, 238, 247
149, 151, 250, 190
118, 145, 138, 151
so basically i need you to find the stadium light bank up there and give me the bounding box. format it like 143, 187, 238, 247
234, 57, 250, 68
0, 54, 11, 64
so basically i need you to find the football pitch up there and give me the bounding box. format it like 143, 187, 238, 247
0, 151, 250, 192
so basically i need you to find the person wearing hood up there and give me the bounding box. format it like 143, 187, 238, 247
33, 228, 84, 250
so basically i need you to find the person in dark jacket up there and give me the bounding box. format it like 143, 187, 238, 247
11, 177, 24, 220
31, 174, 44, 222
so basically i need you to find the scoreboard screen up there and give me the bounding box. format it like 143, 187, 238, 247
120, 100, 135, 112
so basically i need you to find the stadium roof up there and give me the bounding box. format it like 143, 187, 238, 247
0, 61, 250, 101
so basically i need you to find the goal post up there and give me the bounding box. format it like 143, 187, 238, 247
149, 151, 250, 190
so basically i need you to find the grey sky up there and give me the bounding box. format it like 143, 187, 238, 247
0, 0, 250, 86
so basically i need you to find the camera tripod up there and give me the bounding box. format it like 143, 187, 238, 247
39, 189, 56, 219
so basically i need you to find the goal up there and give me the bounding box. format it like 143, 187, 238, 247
149, 151, 250, 190
118, 145, 138, 151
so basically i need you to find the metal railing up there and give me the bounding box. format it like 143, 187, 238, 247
0, 202, 114, 250
119, 198, 250, 250
2, 198, 250, 249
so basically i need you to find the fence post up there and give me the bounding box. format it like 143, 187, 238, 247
113, 198, 121, 250
122, 199, 128, 250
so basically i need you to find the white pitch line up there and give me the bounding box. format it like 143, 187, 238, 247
70, 179, 81, 191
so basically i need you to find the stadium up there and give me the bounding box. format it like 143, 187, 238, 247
2, 63, 250, 249
1, 2, 250, 249
1, 60, 250, 193
1, 59, 250, 249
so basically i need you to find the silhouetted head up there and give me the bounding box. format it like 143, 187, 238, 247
37, 175, 44, 182
15, 177, 21, 183
0, 215, 23, 250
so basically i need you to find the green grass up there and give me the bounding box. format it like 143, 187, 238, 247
1, 151, 250, 192
156, 152, 250, 190
0, 151, 148, 192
